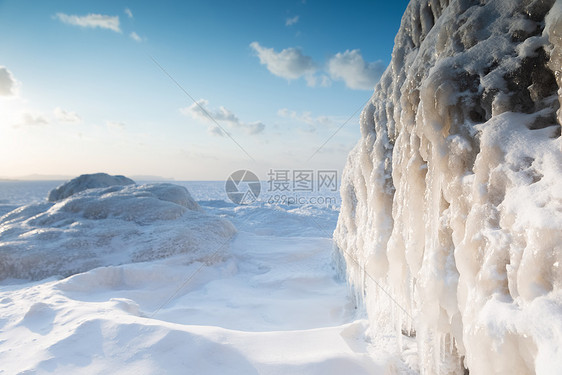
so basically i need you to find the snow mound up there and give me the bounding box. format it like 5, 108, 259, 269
334, 0, 562, 374
0, 182, 236, 281
48, 173, 135, 202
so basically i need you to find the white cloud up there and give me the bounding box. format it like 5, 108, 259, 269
106, 120, 126, 130
208, 126, 226, 137
277, 108, 335, 132
55, 13, 121, 33
250, 42, 316, 81
285, 15, 299, 26
0, 66, 17, 97
130, 32, 142, 42
53, 107, 81, 123
124, 8, 133, 19
305, 74, 331, 88
327, 49, 384, 90
17, 112, 49, 127
249, 43, 384, 90
181, 99, 265, 136
14, 107, 82, 127
243, 121, 266, 135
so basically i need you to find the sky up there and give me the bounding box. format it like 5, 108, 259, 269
0, 0, 409, 180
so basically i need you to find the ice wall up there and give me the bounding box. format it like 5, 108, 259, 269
334, 0, 562, 373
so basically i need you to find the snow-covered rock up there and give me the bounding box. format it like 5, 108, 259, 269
48, 173, 135, 202
0, 181, 236, 281
334, 0, 562, 374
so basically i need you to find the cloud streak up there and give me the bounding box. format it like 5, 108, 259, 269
130, 32, 142, 42
277, 108, 336, 132
55, 13, 121, 33
285, 15, 299, 26
106, 120, 126, 130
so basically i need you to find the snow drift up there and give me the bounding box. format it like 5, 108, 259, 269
334, 0, 562, 374
0, 174, 236, 281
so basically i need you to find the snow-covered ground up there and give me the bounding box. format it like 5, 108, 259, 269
0, 178, 410, 374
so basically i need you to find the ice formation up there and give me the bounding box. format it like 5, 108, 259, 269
334, 0, 562, 374
0, 175, 235, 281
47, 172, 135, 202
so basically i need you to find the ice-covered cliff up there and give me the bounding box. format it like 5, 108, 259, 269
334, 0, 562, 373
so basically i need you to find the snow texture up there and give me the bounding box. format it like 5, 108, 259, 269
334, 0, 562, 374
0, 175, 235, 281
0, 186, 407, 374
47, 172, 135, 202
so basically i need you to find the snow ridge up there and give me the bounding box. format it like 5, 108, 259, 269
334, 0, 562, 373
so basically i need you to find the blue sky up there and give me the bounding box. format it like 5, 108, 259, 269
0, 0, 409, 180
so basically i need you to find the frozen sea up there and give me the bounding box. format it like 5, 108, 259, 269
0, 180, 342, 236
